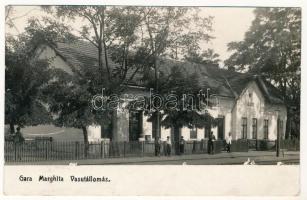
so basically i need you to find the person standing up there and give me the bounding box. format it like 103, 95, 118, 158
208, 131, 215, 154
166, 136, 172, 156
14, 127, 25, 144
179, 136, 185, 155
13, 127, 25, 160
226, 132, 232, 153
154, 137, 162, 156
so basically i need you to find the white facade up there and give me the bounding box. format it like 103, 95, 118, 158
158, 81, 287, 141
36, 45, 73, 74
37, 43, 287, 142
142, 80, 287, 142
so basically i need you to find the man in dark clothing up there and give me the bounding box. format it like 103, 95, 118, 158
179, 136, 185, 155
14, 127, 25, 144
208, 131, 215, 154
154, 137, 161, 156
166, 136, 172, 156
13, 127, 25, 160
226, 132, 232, 153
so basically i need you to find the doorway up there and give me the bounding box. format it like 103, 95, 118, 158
129, 111, 143, 141
217, 116, 225, 140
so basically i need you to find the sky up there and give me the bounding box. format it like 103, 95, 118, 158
5, 6, 255, 65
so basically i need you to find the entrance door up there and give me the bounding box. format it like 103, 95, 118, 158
129, 111, 143, 141
217, 116, 225, 140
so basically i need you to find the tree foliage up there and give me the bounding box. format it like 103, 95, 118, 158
39, 6, 215, 142
159, 66, 216, 129
140, 64, 217, 148
134, 7, 214, 139
184, 48, 220, 67
224, 8, 301, 138
39, 6, 148, 150
4, 18, 72, 133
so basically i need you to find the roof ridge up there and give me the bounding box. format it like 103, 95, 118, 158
222, 76, 238, 98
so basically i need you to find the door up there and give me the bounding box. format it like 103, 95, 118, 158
217, 116, 225, 140
129, 111, 143, 141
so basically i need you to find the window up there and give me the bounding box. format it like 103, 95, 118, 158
241, 117, 247, 139
204, 129, 209, 138
252, 118, 257, 139
247, 92, 254, 106
190, 128, 197, 139
264, 119, 269, 139
129, 111, 143, 141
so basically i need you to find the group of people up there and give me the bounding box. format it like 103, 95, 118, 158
208, 131, 233, 154
154, 136, 186, 156
154, 131, 233, 156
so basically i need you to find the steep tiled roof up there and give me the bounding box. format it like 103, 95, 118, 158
157, 58, 285, 104
52, 40, 143, 86
54, 40, 119, 70
51, 40, 284, 104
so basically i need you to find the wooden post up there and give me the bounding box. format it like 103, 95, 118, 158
14, 143, 17, 161
276, 119, 280, 157
45, 141, 48, 160
75, 142, 79, 160
100, 141, 104, 158
123, 141, 126, 158
142, 141, 144, 157
275, 110, 280, 157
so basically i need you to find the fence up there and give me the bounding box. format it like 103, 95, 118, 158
281, 139, 300, 151
255, 140, 276, 151
4, 139, 298, 163
230, 139, 249, 152
247, 139, 300, 151
4, 140, 225, 162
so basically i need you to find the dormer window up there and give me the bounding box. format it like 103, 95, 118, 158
247, 92, 254, 106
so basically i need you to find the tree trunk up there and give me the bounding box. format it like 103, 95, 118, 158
152, 111, 161, 140
98, 44, 103, 73
82, 126, 89, 158
9, 123, 15, 134
155, 111, 161, 139
153, 53, 161, 142
285, 109, 291, 139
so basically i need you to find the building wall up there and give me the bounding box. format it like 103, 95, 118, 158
157, 81, 287, 142
264, 104, 287, 140
209, 97, 235, 139
87, 125, 102, 142
143, 115, 152, 140
112, 109, 130, 141
37, 45, 287, 142
232, 81, 287, 140
157, 96, 235, 141
36, 45, 73, 74
104, 82, 286, 142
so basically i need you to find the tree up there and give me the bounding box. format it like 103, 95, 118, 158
146, 65, 216, 154
224, 8, 301, 138
41, 6, 215, 146
137, 7, 214, 140
43, 6, 144, 90
45, 65, 109, 156
5, 6, 39, 35
4, 17, 73, 133
184, 48, 220, 67
5, 48, 53, 134
40, 6, 149, 150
